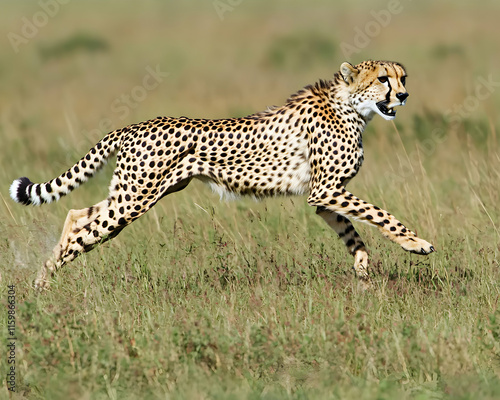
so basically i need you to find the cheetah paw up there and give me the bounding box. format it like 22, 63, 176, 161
402, 237, 436, 255
34, 273, 52, 291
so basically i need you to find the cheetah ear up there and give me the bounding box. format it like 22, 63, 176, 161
340, 62, 359, 84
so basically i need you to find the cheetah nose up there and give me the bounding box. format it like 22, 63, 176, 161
396, 92, 409, 102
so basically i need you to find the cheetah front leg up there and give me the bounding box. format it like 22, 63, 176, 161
316, 207, 371, 287
308, 187, 435, 257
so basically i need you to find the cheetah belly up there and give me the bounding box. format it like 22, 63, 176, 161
199, 143, 311, 199
201, 156, 310, 199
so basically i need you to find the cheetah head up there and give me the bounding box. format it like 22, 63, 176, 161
339, 60, 408, 121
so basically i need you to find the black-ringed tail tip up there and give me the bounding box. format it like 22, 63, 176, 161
10, 176, 64, 206
10, 177, 37, 205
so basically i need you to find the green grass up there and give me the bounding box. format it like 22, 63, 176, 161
1, 1, 500, 398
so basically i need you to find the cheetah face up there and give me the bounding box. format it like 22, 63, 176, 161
340, 61, 408, 121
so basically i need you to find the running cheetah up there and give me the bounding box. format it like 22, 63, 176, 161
10, 60, 435, 290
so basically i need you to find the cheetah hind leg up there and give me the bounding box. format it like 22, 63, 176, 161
34, 177, 195, 290
316, 207, 372, 289
34, 199, 117, 290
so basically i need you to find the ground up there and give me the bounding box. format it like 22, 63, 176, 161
0, 1, 500, 399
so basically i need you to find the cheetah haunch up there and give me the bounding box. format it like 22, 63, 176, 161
10, 60, 435, 290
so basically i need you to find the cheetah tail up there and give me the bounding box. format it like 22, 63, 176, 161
9, 129, 123, 206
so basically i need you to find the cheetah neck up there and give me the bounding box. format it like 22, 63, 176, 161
249, 76, 369, 143
285, 76, 369, 130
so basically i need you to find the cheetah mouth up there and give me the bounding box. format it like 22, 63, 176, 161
376, 101, 396, 117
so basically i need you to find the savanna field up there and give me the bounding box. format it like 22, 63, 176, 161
1, 1, 499, 399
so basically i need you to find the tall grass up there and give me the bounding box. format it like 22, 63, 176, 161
1, 1, 500, 398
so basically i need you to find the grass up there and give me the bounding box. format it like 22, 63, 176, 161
1, 1, 500, 398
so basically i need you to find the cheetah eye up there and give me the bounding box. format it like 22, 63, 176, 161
378, 76, 388, 84
401, 76, 406, 86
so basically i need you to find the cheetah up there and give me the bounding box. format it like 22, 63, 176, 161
10, 60, 435, 290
